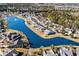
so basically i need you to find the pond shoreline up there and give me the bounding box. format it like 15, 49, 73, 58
5, 16, 79, 48
18, 16, 79, 43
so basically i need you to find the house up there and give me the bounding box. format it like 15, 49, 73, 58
0, 32, 23, 48
59, 47, 73, 56
0, 21, 4, 32
44, 29, 56, 35
0, 48, 19, 56
51, 28, 56, 33
64, 28, 73, 35
37, 25, 44, 31
72, 33, 79, 38
27, 16, 31, 20
57, 25, 63, 33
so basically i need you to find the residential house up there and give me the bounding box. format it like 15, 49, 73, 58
44, 29, 56, 35
0, 48, 18, 56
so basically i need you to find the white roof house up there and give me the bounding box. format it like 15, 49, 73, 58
59, 47, 73, 56
76, 48, 79, 56
43, 49, 58, 56
44, 29, 50, 34
44, 29, 55, 35
37, 25, 44, 31
0, 32, 22, 48
0, 48, 18, 56
73, 33, 79, 38
27, 16, 31, 20
0, 21, 4, 32
43, 50, 47, 56
64, 28, 73, 35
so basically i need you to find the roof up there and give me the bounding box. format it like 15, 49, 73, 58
0, 48, 18, 56
44, 29, 55, 35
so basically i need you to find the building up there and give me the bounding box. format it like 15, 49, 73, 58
0, 48, 18, 56
44, 29, 56, 35
0, 32, 23, 48
0, 20, 4, 32
72, 33, 79, 38
64, 28, 73, 35
59, 47, 73, 56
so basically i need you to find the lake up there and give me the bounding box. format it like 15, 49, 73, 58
5, 16, 79, 48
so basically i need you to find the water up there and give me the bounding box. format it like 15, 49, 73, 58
6, 16, 79, 48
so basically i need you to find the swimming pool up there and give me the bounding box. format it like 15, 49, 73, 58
6, 16, 79, 48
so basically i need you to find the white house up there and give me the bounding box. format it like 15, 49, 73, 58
44, 29, 56, 35
64, 28, 73, 35
73, 33, 79, 38
0, 48, 18, 56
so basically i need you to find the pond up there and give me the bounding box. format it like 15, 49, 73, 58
5, 16, 79, 48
